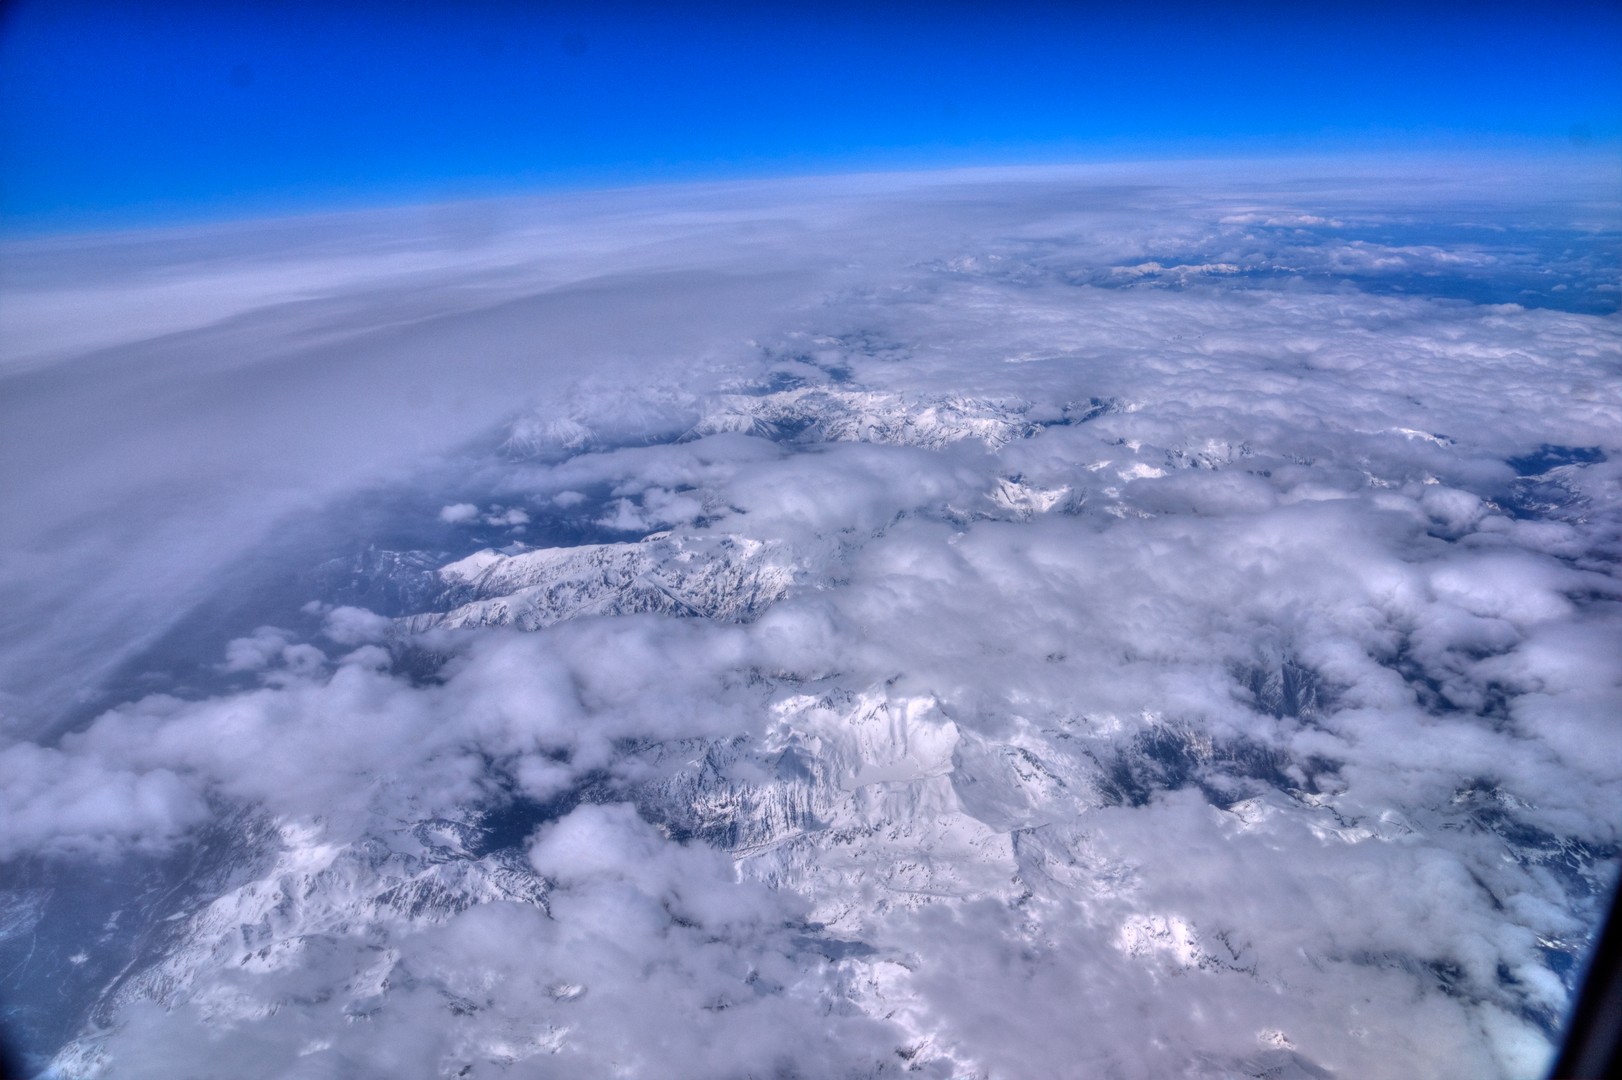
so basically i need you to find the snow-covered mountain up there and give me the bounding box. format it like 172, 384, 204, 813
14, 365, 1612, 1079
400, 533, 794, 633
3, 169, 1618, 1080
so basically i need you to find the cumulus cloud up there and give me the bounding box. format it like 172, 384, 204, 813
2, 159, 1619, 1078
60, 805, 898, 1080
320, 605, 393, 647
219, 626, 297, 673
0, 743, 209, 860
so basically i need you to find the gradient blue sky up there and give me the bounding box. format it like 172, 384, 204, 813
2, 0, 1619, 232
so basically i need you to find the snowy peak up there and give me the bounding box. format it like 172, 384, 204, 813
402, 533, 794, 632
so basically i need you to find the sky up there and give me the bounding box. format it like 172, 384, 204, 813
1, 4, 1620, 1075
1, 0, 1620, 231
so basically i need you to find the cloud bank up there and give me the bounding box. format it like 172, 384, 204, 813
1, 159, 1619, 1079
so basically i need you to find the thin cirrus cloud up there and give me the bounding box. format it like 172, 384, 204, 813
0, 159, 1618, 1077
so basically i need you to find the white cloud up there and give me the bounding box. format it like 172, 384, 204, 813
0, 743, 209, 860
321, 605, 393, 647
3, 159, 1619, 1078
219, 627, 294, 672
76, 805, 900, 1080
483, 506, 529, 527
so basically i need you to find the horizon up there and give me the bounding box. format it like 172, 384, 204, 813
2, 1, 1619, 234
2, 148, 1620, 245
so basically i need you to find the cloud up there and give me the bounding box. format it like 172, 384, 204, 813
484, 506, 529, 527
320, 605, 393, 647
219, 626, 296, 672
54, 804, 901, 1080
0, 742, 209, 860
3, 160, 1619, 1078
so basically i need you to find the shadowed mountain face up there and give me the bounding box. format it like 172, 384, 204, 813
1, 164, 1619, 1080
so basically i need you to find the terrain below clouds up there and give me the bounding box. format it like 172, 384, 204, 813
0, 160, 1619, 1079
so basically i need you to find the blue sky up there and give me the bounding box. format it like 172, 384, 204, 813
2, 1, 1619, 231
